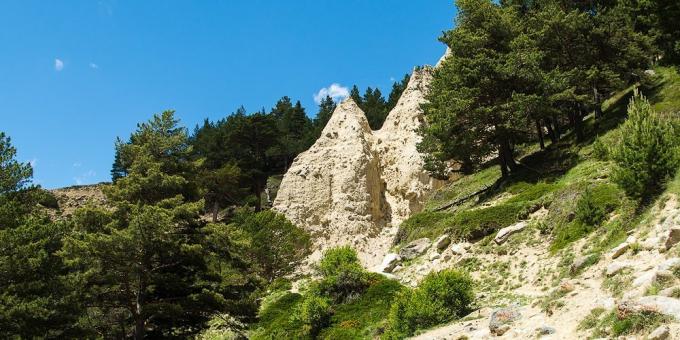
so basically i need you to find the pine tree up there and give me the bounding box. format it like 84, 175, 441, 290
610, 90, 679, 200
312, 95, 337, 139
387, 74, 411, 111
0, 132, 80, 338
63, 111, 223, 338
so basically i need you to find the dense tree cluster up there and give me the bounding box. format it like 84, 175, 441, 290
350, 74, 410, 130
419, 0, 659, 178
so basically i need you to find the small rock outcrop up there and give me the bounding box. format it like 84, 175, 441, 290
273, 65, 444, 267
494, 221, 528, 245
399, 238, 432, 260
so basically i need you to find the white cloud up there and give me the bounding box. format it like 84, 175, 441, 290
74, 170, 96, 185
29, 158, 38, 167
314, 83, 349, 104
390, 76, 396, 82
73, 162, 82, 168
54, 58, 64, 71
89, 62, 99, 69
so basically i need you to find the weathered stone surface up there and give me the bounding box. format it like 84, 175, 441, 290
273, 65, 444, 268
399, 238, 431, 260
605, 261, 632, 277
659, 286, 680, 297
536, 325, 556, 335
611, 242, 629, 259
648, 325, 670, 340
434, 234, 451, 251
450, 244, 466, 256
378, 253, 401, 273
570, 255, 592, 274
619, 296, 680, 319
489, 307, 520, 335
665, 227, 680, 250
658, 257, 680, 271
494, 221, 528, 245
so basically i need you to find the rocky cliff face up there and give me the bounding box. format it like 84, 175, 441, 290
273, 66, 443, 268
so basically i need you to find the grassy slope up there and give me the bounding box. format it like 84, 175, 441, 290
398, 66, 680, 254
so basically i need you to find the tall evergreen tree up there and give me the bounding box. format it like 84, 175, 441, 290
63, 112, 223, 338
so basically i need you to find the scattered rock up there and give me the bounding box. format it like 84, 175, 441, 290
536, 325, 556, 336
429, 252, 441, 261
378, 253, 401, 273
633, 270, 657, 288
451, 244, 466, 256
665, 227, 680, 250
571, 255, 594, 274
494, 221, 528, 245
659, 286, 680, 297
619, 296, 680, 319
611, 242, 629, 259
656, 270, 675, 282
399, 238, 432, 260
489, 307, 520, 335
648, 325, 670, 340
605, 261, 632, 277
641, 237, 661, 250
658, 257, 680, 272
434, 235, 451, 251
559, 280, 575, 293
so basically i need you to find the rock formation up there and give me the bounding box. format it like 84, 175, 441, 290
273, 65, 444, 268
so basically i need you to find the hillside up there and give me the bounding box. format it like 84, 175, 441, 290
252, 67, 680, 339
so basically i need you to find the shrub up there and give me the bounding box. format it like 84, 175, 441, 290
575, 188, 606, 226
290, 294, 333, 338
384, 269, 474, 338
610, 90, 680, 200
315, 247, 371, 303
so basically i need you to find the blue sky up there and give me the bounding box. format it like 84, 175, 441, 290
0, 1, 455, 189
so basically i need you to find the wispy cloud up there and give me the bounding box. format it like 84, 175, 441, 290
89, 62, 99, 69
314, 83, 349, 104
54, 58, 64, 71
73, 162, 82, 168
74, 170, 96, 185
29, 158, 38, 167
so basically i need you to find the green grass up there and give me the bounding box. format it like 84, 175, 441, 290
250, 292, 306, 340
591, 309, 672, 338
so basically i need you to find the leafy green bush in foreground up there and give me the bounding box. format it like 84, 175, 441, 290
384, 269, 474, 339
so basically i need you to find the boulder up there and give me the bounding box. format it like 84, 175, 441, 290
658, 257, 680, 272
536, 325, 556, 336
399, 238, 431, 260
450, 244, 466, 256
659, 286, 680, 297
489, 307, 520, 335
570, 255, 594, 274
378, 253, 401, 273
429, 252, 441, 261
605, 261, 632, 277
648, 325, 670, 340
665, 227, 680, 250
434, 234, 451, 251
494, 221, 528, 245
618, 296, 680, 319
611, 242, 629, 259
633, 270, 657, 288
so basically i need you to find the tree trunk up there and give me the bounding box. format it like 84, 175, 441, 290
535, 119, 545, 149
134, 280, 145, 340
498, 146, 509, 178
254, 184, 262, 212
574, 105, 584, 141
545, 118, 557, 143
497, 137, 517, 177
552, 113, 561, 139
212, 200, 219, 223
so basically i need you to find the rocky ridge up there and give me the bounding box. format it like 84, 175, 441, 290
273, 65, 444, 268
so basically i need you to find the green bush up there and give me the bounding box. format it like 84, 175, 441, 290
291, 294, 333, 338
610, 91, 680, 200
315, 247, 371, 303
384, 269, 474, 338
575, 188, 606, 226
